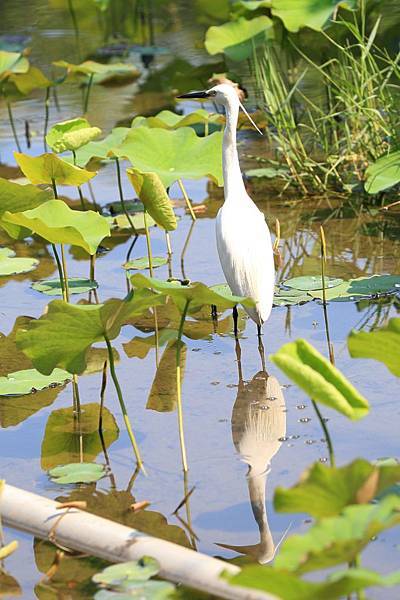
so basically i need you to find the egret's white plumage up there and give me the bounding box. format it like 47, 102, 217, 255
211, 84, 275, 327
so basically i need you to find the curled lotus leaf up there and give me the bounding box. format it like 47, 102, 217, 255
3, 200, 110, 255
348, 317, 400, 377
113, 127, 223, 188
205, 16, 273, 61
46, 118, 102, 153
14, 152, 96, 186
270, 339, 369, 420
0, 178, 53, 239
7, 66, 52, 95
126, 168, 177, 231
53, 59, 140, 81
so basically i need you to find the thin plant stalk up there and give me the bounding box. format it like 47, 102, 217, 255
43, 86, 50, 152
83, 73, 94, 114
320, 226, 335, 364
166, 231, 173, 278
6, 102, 21, 152
178, 179, 196, 221
311, 399, 335, 467
87, 180, 99, 211
67, 0, 81, 61
60, 244, 70, 302
98, 359, 108, 433
176, 300, 190, 473
104, 336, 145, 473
51, 244, 66, 301
180, 220, 195, 280
143, 210, 154, 277
72, 150, 86, 210
115, 158, 137, 236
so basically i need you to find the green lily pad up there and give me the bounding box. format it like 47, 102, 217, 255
94, 581, 175, 599
126, 168, 177, 231
109, 213, 156, 232
32, 278, 98, 296
93, 557, 160, 586
123, 257, 167, 271
3, 200, 110, 255
0, 247, 38, 276
41, 403, 118, 470
49, 462, 105, 484
271, 0, 355, 33
205, 16, 273, 61
131, 109, 223, 130
270, 339, 369, 420
348, 317, 400, 377
17, 290, 165, 375
310, 275, 400, 302
14, 152, 96, 186
274, 459, 400, 518
282, 275, 344, 291
274, 495, 400, 574
230, 566, 400, 600
273, 286, 312, 307
113, 127, 223, 188
0, 367, 70, 397
131, 274, 254, 312
46, 118, 102, 153
365, 150, 400, 194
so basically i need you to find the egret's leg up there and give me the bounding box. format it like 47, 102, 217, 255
233, 305, 239, 339
211, 304, 218, 333
257, 324, 266, 373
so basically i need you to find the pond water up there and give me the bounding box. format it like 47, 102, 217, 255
0, 1, 399, 598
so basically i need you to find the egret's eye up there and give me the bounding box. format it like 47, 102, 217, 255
208, 90, 217, 97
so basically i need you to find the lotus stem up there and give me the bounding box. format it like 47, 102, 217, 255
98, 359, 108, 433
104, 336, 145, 473
51, 244, 66, 301
83, 73, 94, 114
204, 120, 209, 137
6, 102, 21, 152
60, 244, 70, 302
143, 210, 154, 277
320, 226, 335, 364
183, 471, 197, 549
87, 180, 99, 211
67, 0, 81, 61
43, 86, 50, 152
180, 220, 195, 280
115, 158, 137, 236
72, 374, 81, 418
311, 399, 335, 467
72, 150, 86, 210
176, 300, 190, 473
178, 179, 196, 221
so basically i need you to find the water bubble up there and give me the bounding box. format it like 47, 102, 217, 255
322, 417, 330, 423
349, 296, 355, 301
290, 435, 300, 440
213, 351, 222, 355
259, 405, 270, 410
211, 381, 220, 386
192, 348, 201, 352
296, 404, 306, 410
278, 436, 288, 442
287, 443, 294, 447
227, 383, 238, 388
319, 457, 328, 463
320, 438, 326, 443
306, 439, 316, 445
299, 417, 311, 423
218, 419, 228, 423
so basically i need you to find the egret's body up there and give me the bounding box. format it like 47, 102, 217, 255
179, 84, 275, 333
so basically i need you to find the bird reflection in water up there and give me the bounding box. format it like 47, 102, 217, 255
217, 351, 287, 563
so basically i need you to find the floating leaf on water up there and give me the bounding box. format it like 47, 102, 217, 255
270, 339, 369, 420
3, 200, 110, 255
93, 557, 160, 587
94, 581, 176, 599
274, 458, 400, 518
205, 16, 273, 61
123, 257, 167, 271
14, 152, 97, 186
282, 275, 344, 291
108, 213, 156, 232
273, 286, 312, 307
32, 278, 98, 296
126, 168, 177, 231
49, 462, 105, 484
0, 247, 38, 276
310, 275, 400, 302
0, 367, 70, 397
348, 317, 400, 377
46, 118, 102, 153
365, 149, 400, 194
42, 403, 118, 470
17, 290, 165, 375
113, 127, 223, 188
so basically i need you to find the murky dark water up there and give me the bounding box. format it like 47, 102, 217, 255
0, 1, 400, 598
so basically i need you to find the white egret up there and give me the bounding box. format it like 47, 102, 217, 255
178, 84, 275, 353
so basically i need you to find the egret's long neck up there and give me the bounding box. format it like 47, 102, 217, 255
223, 101, 247, 201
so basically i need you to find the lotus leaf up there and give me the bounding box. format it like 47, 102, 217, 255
49, 462, 105, 484
232, 1, 272, 15
231, 566, 400, 600
147, 341, 186, 412
41, 403, 118, 469
110, 213, 156, 232
72, 127, 130, 167
131, 273, 254, 312
93, 557, 160, 586
0, 247, 38, 276
365, 150, 400, 194
17, 290, 165, 375
7, 66, 52, 95
0, 50, 29, 80
0, 177, 53, 239
205, 16, 273, 61
270, 339, 369, 420
123, 257, 167, 271
273, 286, 312, 307
348, 317, 400, 377
32, 278, 98, 296
46, 118, 101, 153
94, 581, 175, 599
0, 367, 70, 397
131, 109, 223, 130
53, 59, 140, 80
126, 168, 177, 231
274, 459, 400, 518
274, 496, 400, 573
3, 200, 110, 255
310, 275, 400, 302
283, 275, 344, 291
113, 127, 223, 188
271, 0, 355, 33
14, 152, 96, 186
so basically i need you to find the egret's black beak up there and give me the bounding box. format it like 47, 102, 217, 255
176, 90, 209, 99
